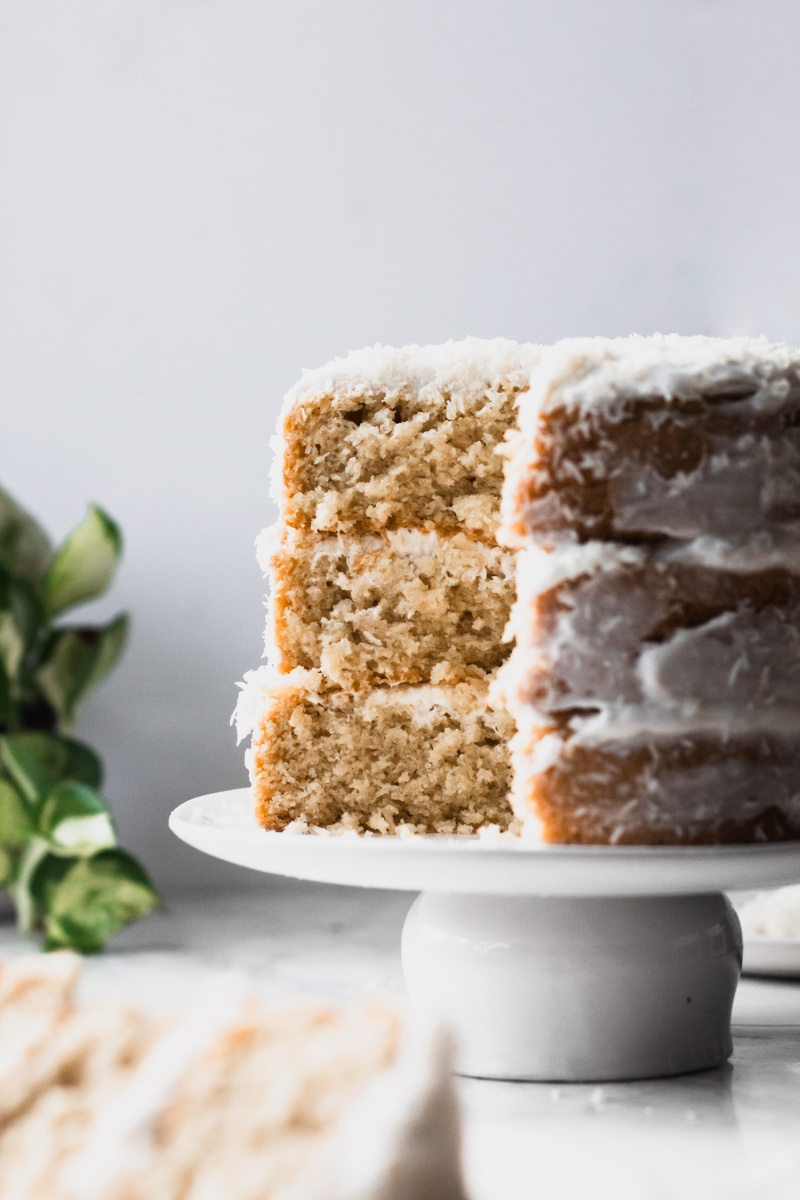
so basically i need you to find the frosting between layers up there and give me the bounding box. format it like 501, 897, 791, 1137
234, 665, 500, 742
259, 525, 502, 572
512, 536, 800, 603
518, 704, 800, 744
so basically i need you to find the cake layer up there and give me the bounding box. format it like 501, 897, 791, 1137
504, 538, 800, 712
263, 526, 517, 688
236, 669, 515, 834
275, 339, 538, 538
501, 335, 800, 546
511, 707, 800, 845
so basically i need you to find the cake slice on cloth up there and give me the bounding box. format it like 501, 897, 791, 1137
499, 334, 800, 846
63, 998, 463, 1200
0, 955, 466, 1200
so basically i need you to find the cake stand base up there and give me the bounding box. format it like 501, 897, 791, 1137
401, 891, 742, 1081
172, 791, 800, 1082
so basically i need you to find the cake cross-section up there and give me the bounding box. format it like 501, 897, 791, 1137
239, 339, 538, 834
276, 338, 538, 538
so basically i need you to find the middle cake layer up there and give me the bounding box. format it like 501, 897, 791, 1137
262, 527, 517, 688
503, 538, 800, 712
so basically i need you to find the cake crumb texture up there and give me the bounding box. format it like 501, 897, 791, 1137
277, 338, 538, 538
268, 528, 516, 688
249, 678, 515, 833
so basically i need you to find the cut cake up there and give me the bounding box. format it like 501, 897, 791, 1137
240, 339, 538, 833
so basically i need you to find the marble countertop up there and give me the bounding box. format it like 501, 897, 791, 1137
2, 881, 799, 1200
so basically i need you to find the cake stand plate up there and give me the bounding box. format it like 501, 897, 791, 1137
170, 789, 800, 1083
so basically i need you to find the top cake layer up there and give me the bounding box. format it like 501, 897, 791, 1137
274, 338, 539, 538
501, 334, 800, 546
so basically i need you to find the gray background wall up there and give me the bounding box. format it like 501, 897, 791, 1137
2, 0, 799, 893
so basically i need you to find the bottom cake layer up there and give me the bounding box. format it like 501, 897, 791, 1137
511, 708, 800, 845
237, 668, 515, 834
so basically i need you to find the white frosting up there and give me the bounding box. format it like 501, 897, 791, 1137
506, 536, 800, 713
261, 526, 470, 570
254, 521, 283, 573
360, 683, 494, 722
676, 532, 800, 573
513, 536, 800, 605
561, 704, 800, 744
234, 665, 498, 743
512, 541, 644, 602
232, 665, 324, 742
501, 334, 800, 546
522, 334, 800, 421
283, 337, 537, 410
508, 707, 800, 837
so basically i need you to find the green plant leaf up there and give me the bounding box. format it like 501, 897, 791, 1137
43, 506, 122, 617
0, 486, 52, 583
6, 577, 42, 651
35, 781, 116, 857
36, 615, 129, 727
0, 731, 102, 802
12, 837, 50, 933
0, 611, 25, 680
0, 847, 14, 888
1, 737, 53, 803
31, 849, 162, 953
0, 778, 34, 848
0, 662, 11, 729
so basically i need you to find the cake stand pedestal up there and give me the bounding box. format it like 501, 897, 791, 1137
170, 789, 800, 1082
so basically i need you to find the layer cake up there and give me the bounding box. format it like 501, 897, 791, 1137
512, 708, 800, 845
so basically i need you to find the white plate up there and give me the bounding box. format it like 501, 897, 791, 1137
170, 789, 800, 897
742, 936, 800, 978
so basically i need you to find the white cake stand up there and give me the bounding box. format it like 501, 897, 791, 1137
170, 788, 800, 1083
